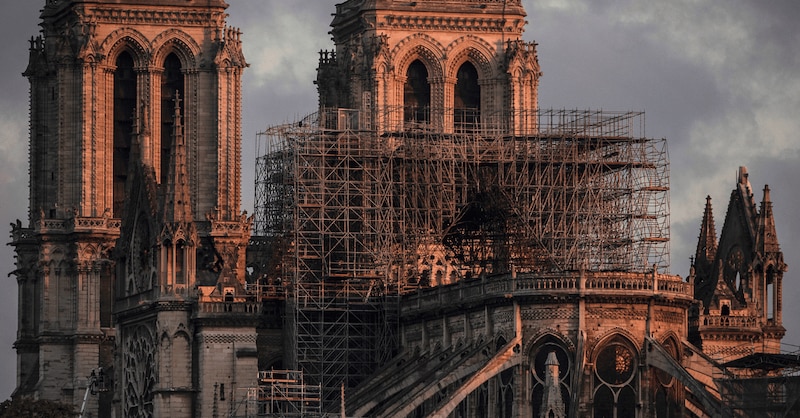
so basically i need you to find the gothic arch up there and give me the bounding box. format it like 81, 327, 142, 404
376, 61, 391, 78
160, 331, 171, 347
525, 329, 575, 357
654, 333, 681, 385
45, 246, 67, 265
77, 243, 100, 261
653, 335, 682, 417
588, 327, 642, 359
528, 331, 573, 418
102, 28, 151, 67
444, 35, 496, 80
392, 34, 445, 79
162, 225, 189, 243
173, 329, 191, 343
510, 66, 524, 80
495, 332, 510, 350
590, 331, 640, 418
506, 56, 537, 80
658, 332, 681, 351
151, 29, 200, 69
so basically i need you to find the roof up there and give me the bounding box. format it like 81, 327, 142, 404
722, 353, 800, 371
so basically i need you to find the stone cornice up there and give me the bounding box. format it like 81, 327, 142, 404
196, 332, 257, 345
41, 1, 227, 30
193, 315, 260, 329
699, 330, 763, 342
20, 331, 117, 346
586, 307, 648, 321
86, 7, 226, 28
380, 15, 523, 34
74, 333, 116, 344
114, 299, 194, 322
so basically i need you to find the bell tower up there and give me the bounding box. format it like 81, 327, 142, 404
316, 0, 542, 134
12, 1, 251, 416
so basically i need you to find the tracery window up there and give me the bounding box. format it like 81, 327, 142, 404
531, 339, 571, 418
123, 324, 156, 418
113, 51, 136, 217
161, 52, 184, 185
495, 337, 514, 418
593, 337, 637, 418
404, 59, 430, 124
654, 338, 680, 418
476, 381, 489, 418
496, 368, 514, 417
454, 61, 480, 130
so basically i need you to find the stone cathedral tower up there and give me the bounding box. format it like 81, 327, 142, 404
11, 1, 255, 416
316, 0, 541, 135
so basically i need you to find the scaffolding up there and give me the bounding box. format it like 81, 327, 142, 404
239, 370, 323, 417
252, 107, 670, 409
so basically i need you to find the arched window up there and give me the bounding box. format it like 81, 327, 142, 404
161, 53, 184, 185
531, 338, 571, 418
454, 61, 480, 129
175, 240, 186, 285
113, 51, 137, 217
593, 337, 638, 418
766, 266, 776, 321
495, 337, 514, 418
404, 59, 430, 123
654, 338, 681, 418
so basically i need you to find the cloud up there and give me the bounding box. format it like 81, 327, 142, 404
1, 0, 800, 400
233, 2, 330, 93
523, 0, 800, 347
0, 108, 27, 187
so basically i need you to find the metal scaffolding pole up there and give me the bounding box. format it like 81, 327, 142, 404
252, 107, 670, 411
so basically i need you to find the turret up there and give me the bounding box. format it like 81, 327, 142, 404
539, 351, 566, 418
689, 167, 787, 359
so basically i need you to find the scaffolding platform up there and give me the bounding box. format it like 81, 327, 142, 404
252, 107, 670, 410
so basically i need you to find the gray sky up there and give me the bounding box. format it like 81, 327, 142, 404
1, 0, 799, 399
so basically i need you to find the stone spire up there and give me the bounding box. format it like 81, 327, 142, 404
539, 351, 566, 418
694, 195, 717, 278
163, 91, 192, 224
157, 90, 198, 296
756, 185, 781, 254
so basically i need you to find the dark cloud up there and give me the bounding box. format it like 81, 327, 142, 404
0, 1, 40, 400
2, 0, 799, 400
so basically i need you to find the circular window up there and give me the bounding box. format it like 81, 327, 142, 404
532, 342, 570, 382
595, 342, 636, 385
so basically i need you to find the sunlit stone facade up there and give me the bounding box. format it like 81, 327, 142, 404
11, 1, 790, 417
12, 1, 253, 416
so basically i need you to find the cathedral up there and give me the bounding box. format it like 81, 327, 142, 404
9, 0, 798, 417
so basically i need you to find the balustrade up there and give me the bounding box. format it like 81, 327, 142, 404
401, 272, 692, 315
198, 300, 260, 315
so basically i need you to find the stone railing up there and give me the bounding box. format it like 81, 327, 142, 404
37, 217, 121, 234
210, 220, 248, 235
400, 271, 692, 316
197, 300, 261, 316
700, 315, 759, 330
